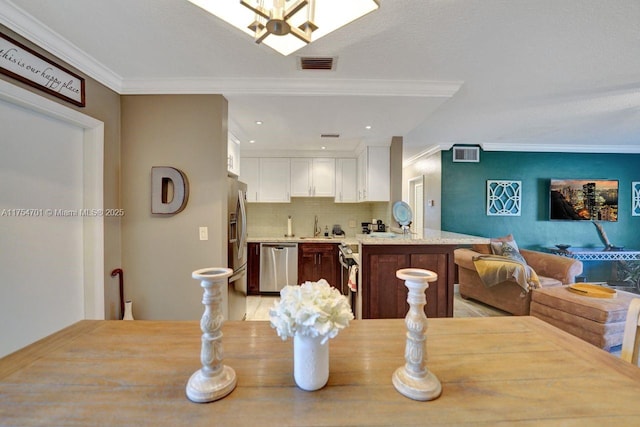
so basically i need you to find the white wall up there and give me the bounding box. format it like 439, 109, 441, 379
0, 99, 85, 357
403, 151, 442, 230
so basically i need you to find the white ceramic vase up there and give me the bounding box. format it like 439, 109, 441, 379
123, 300, 134, 320
293, 334, 329, 391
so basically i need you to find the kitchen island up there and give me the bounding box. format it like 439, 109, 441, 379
247, 229, 488, 319
357, 229, 488, 319
2, 318, 639, 425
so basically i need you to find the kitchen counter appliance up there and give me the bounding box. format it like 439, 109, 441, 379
260, 243, 298, 293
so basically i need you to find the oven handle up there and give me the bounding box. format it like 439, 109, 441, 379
338, 252, 355, 269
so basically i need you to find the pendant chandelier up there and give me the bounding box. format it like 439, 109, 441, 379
188, 0, 380, 56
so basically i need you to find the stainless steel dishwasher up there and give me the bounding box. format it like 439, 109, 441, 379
259, 243, 298, 293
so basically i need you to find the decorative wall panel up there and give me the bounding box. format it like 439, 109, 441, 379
486, 180, 521, 216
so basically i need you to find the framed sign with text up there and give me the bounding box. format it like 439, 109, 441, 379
0, 32, 85, 107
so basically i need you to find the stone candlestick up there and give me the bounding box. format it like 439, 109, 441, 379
186, 267, 236, 403
392, 268, 442, 401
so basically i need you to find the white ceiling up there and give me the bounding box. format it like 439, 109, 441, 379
2, 0, 640, 160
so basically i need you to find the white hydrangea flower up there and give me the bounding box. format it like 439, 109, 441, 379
269, 279, 354, 344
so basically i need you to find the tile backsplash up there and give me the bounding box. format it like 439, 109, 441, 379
246, 198, 390, 238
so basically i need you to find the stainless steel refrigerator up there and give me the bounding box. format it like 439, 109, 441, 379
227, 177, 247, 320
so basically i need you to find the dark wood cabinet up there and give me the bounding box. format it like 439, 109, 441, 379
361, 244, 456, 319
247, 242, 260, 296
298, 243, 340, 288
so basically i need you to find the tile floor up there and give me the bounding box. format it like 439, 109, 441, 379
245, 284, 507, 321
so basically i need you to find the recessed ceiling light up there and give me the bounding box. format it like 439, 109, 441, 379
249, 140, 256, 144
321, 146, 326, 150
255, 121, 263, 125
365, 125, 372, 130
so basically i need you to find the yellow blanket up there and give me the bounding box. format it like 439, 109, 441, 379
472, 255, 540, 292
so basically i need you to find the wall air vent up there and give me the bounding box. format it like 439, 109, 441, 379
298, 56, 336, 71
452, 146, 480, 163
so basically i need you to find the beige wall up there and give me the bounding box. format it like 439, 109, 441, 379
403, 151, 442, 230
0, 25, 122, 319
121, 95, 228, 320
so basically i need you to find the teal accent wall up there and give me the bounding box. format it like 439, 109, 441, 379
442, 150, 640, 251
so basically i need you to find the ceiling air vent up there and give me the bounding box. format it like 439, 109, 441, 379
452, 146, 480, 163
298, 56, 336, 71
320, 133, 340, 138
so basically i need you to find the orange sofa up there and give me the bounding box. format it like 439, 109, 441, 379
454, 247, 583, 315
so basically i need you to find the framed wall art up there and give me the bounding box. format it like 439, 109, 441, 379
0, 32, 85, 107
549, 179, 618, 221
633, 181, 640, 216
487, 180, 521, 216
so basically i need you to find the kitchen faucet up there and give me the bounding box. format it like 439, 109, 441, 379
314, 215, 321, 237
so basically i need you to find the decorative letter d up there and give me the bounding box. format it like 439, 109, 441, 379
151, 166, 189, 214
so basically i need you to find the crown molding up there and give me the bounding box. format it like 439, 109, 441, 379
403, 143, 454, 167
0, 0, 123, 92
0, 1, 462, 98
120, 77, 463, 97
480, 142, 640, 154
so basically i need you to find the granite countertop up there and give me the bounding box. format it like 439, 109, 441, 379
246, 236, 351, 244
247, 229, 487, 246
354, 229, 488, 245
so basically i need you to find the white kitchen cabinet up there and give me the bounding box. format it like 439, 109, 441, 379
241, 158, 291, 202
335, 158, 357, 203
290, 158, 335, 197
357, 146, 390, 202
357, 151, 367, 201
241, 157, 260, 202
290, 159, 312, 197
259, 158, 291, 202
227, 134, 241, 177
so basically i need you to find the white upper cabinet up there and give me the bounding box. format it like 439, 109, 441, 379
227, 134, 241, 177
259, 158, 291, 202
357, 146, 390, 202
290, 158, 335, 197
290, 159, 312, 197
241, 157, 260, 202
335, 158, 357, 203
240, 158, 291, 203
241, 151, 389, 203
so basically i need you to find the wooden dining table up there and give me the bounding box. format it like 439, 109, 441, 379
1, 317, 640, 426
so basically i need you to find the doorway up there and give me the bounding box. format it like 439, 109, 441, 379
408, 176, 424, 232
0, 80, 104, 357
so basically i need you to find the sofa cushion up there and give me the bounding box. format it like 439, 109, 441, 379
538, 276, 563, 287
472, 243, 493, 254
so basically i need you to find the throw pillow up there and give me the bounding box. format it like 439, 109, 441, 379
490, 234, 519, 255
497, 241, 527, 265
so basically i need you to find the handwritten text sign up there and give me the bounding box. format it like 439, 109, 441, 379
0, 32, 85, 107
